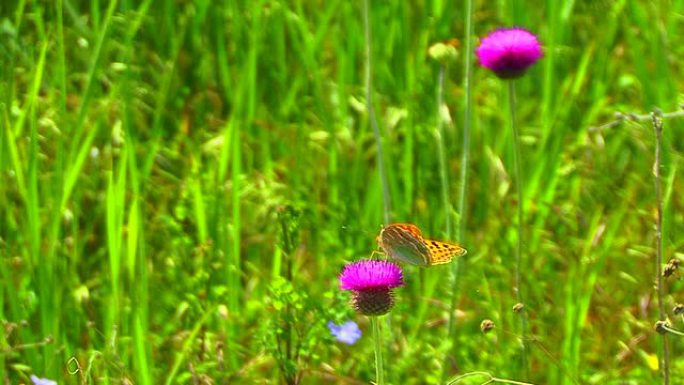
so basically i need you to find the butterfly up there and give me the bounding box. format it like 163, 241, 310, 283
376, 223, 467, 267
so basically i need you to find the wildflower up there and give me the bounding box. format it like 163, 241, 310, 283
30, 375, 57, 385
327, 320, 362, 345
339, 260, 404, 316
475, 27, 542, 79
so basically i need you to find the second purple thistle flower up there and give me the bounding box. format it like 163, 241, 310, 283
476, 27, 543, 79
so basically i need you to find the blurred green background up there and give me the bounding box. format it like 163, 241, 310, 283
2, 0, 684, 384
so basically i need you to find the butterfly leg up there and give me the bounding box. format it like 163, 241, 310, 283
368, 249, 387, 261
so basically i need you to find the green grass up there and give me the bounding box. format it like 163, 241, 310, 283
2, 1, 684, 384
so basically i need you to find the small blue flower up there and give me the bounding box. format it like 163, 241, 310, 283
327, 320, 362, 345
30, 375, 57, 385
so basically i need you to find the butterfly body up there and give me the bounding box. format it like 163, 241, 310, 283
377, 223, 467, 267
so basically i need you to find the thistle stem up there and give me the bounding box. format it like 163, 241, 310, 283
371, 316, 385, 385
508, 80, 528, 377
364, 4, 392, 383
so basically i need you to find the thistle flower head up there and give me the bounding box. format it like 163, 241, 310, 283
339, 260, 404, 291
339, 260, 404, 316
476, 27, 542, 79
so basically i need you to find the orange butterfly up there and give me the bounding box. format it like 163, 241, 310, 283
376, 223, 467, 267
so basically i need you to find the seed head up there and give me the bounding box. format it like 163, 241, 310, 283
480, 319, 495, 333
513, 303, 525, 313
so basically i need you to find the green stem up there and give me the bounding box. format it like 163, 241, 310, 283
446, 371, 536, 385
436, 64, 452, 237
434, 65, 454, 380
363, 6, 392, 382
444, 0, 473, 377
371, 316, 385, 385
660, 323, 684, 337
652, 111, 669, 385
364, 0, 391, 225
508, 80, 528, 377
457, 0, 474, 248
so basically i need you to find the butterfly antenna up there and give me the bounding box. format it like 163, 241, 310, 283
339, 225, 372, 236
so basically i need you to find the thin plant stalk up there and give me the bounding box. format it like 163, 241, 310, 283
652, 111, 669, 385
364, 2, 390, 382
371, 316, 385, 385
364, 0, 391, 225
508, 80, 528, 376
435, 64, 452, 237
444, 0, 473, 378
435, 64, 452, 382
435, 65, 454, 379
447, 371, 536, 385
457, 0, 474, 248
279, 212, 295, 385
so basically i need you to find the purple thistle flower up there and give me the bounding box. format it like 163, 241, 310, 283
30, 375, 57, 385
327, 320, 362, 345
339, 260, 404, 291
476, 27, 542, 79
339, 260, 404, 316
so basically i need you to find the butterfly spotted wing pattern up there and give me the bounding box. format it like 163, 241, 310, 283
425, 239, 467, 265
377, 223, 467, 267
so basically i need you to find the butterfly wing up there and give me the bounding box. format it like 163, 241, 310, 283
425, 240, 467, 265
378, 224, 431, 266
393, 223, 423, 238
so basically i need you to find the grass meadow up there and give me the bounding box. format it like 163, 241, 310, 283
2, 0, 684, 384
